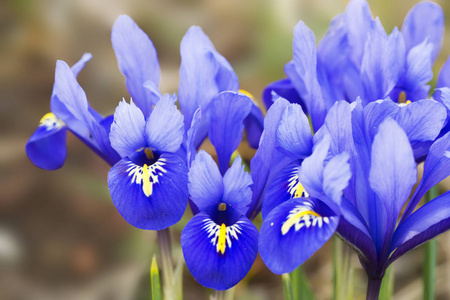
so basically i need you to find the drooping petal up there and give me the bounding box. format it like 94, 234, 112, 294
261, 161, 302, 219
111, 15, 160, 116
71, 53, 93, 78
285, 21, 326, 131
145, 94, 184, 153
107, 152, 188, 230
393, 100, 446, 159
247, 97, 291, 219
181, 213, 258, 290
109, 99, 146, 158
178, 26, 239, 130
26, 113, 67, 170
262, 78, 303, 110
389, 191, 450, 265
369, 118, 417, 245
209, 92, 252, 175
222, 157, 252, 214
401, 1, 444, 63
277, 103, 313, 160
259, 198, 338, 274
188, 150, 224, 211
402, 131, 450, 221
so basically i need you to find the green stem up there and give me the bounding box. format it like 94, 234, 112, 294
290, 266, 315, 300
423, 186, 438, 300
282, 273, 293, 300
333, 236, 352, 300
157, 228, 175, 300
213, 290, 225, 300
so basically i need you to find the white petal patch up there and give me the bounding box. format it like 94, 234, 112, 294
281, 201, 329, 235
126, 158, 167, 197
40, 112, 65, 130
287, 166, 309, 198
203, 219, 245, 254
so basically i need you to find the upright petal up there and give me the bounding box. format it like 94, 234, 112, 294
71, 53, 93, 78
209, 92, 252, 175
188, 151, 224, 211
344, 0, 373, 68
244, 102, 264, 149
107, 153, 188, 230
111, 15, 160, 115
277, 104, 313, 160
181, 213, 258, 290
400, 41, 433, 99
222, 157, 252, 213
259, 198, 338, 274
26, 113, 67, 170
360, 23, 405, 102
247, 97, 291, 219
145, 94, 184, 153
369, 118, 417, 247
110, 99, 146, 158
437, 55, 450, 89
401, 1, 444, 63
186, 108, 203, 167
285, 21, 326, 131
178, 26, 239, 130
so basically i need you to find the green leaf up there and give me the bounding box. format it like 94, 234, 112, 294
151, 255, 162, 300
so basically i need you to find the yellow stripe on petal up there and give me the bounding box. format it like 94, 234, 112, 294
281, 210, 321, 235
142, 164, 152, 197
217, 223, 227, 254
238, 89, 254, 100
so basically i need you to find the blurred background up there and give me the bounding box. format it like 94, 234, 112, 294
1, 0, 450, 299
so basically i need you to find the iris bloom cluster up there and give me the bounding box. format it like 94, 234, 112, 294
25, 0, 450, 298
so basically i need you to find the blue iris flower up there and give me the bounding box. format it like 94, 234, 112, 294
26, 54, 121, 170
264, 0, 446, 133
107, 95, 188, 230
179, 26, 264, 151
259, 97, 450, 291
181, 91, 259, 290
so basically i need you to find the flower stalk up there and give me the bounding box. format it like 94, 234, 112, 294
424, 186, 439, 300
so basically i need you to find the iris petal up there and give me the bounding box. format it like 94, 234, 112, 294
277, 103, 313, 160
401, 1, 444, 63
110, 99, 146, 158
247, 97, 291, 219
188, 151, 224, 211
181, 213, 258, 290
285, 21, 326, 131
209, 92, 252, 175
222, 156, 252, 214
262, 78, 303, 110
178, 26, 239, 130
259, 198, 338, 274
111, 15, 160, 116
107, 153, 188, 230
390, 191, 450, 265
145, 94, 184, 153
26, 114, 67, 170
261, 161, 302, 219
